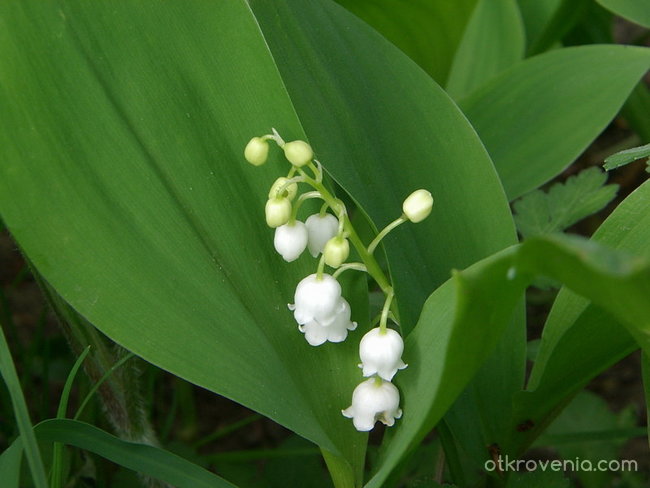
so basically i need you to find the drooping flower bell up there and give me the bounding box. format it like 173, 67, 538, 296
244, 137, 269, 166
289, 273, 342, 326
358, 327, 407, 381
299, 298, 357, 346
274, 221, 308, 262
323, 236, 350, 268
305, 213, 339, 257
342, 378, 402, 431
265, 197, 292, 228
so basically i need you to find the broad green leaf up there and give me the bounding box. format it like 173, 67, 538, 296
460, 45, 650, 200
248, 0, 517, 333
0, 0, 364, 478
510, 180, 650, 455
604, 143, 650, 171
596, 0, 650, 28
524, 0, 591, 55
517, 0, 562, 49
334, 0, 478, 84
622, 82, 650, 143
0, 439, 23, 488
0, 0, 517, 482
439, 303, 525, 486
33, 419, 236, 488
446, 0, 525, 100
366, 233, 650, 488
0, 323, 47, 488
513, 167, 618, 238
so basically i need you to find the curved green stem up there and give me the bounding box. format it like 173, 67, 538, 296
316, 254, 327, 280
319, 201, 330, 216
298, 169, 392, 294
379, 288, 394, 334
367, 215, 407, 254
291, 190, 322, 222
275, 176, 305, 198
333, 262, 368, 280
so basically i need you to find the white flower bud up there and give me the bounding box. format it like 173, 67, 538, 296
305, 213, 339, 257
323, 236, 349, 268
265, 197, 292, 228
283, 140, 313, 167
244, 137, 269, 166
268, 177, 298, 201
358, 328, 407, 381
342, 378, 402, 431
288, 273, 342, 326
298, 298, 357, 346
402, 189, 433, 223
274, 221, 308, 262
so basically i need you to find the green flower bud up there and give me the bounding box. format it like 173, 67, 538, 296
265, 197, 292, 228
402, 189, 433, 223
268, 177, 298, 201
244, 137, 269, 166
323, 236, 350, 268
283, 140, 313, 167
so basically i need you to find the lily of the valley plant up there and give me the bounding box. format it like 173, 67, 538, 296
245, 130, 433, 431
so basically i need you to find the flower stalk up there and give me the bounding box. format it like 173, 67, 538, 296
244, 129, 433, 433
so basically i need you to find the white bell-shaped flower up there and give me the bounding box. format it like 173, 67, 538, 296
288, 273, 342, 326
298, 298, 357, 346
305, 213, 339, 257
274, 221, 308, 262
342, 378, 402, 431
358, 327, 407, 381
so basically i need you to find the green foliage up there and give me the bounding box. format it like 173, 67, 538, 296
511, 180, 650, 458
537, 391, 640, 488
33, 419, 236, 488
604, 143, 650, 171
460, 45, 650, 200
596, 0, 650, 28
0, 324, 48, 488
334, 0, 478, 84
368, 230, 650, 487
0, 0, 648, 487
446, 0, 525, 100
513, 167, 618, 239
0, 435, 22, 488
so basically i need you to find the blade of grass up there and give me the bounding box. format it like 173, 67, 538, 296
34, 419, 237, 488
208, 447, 321, 463
0, 322, 48, 488
51, 345, 91, 488
192, 414, 262, 450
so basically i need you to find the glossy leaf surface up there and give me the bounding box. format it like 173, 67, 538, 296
0, 1, 517, 482
460, 45, 650, 200
368, 232, 650, 487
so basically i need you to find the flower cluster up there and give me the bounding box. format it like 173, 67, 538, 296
244, 129, 433, 431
